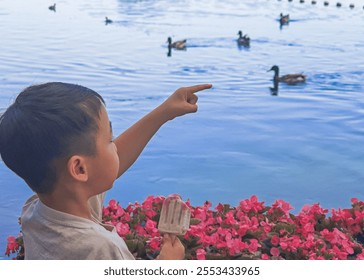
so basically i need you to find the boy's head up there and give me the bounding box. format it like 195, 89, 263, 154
0, 82, 105, 194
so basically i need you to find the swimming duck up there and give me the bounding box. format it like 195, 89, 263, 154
349, 4, 355, 9
336, 2, 342, 7
324, 1, 329, 6
312, 0, 317, 4
48, 3, 56, 11
105, 17, 113, 24
167, 37, 187, 50
279, 13, 289, 25
237, 30, 250, 47
268, 65, 306, 85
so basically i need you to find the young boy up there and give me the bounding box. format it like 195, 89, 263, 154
0, 82, 212, 259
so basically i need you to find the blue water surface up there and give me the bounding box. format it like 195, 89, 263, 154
1, 0, 364, 259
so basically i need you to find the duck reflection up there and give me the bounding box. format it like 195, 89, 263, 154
167, 46, 172, 57
269, 79, 279, 96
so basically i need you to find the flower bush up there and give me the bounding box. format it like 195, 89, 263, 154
5, 196, 364, 260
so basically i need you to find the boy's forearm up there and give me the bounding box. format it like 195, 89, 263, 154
113, 84, 212, 178
114, 104, 169, 178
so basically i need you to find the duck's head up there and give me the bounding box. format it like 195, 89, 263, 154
268, 65, 279, 73
167, 37, 172, 44
237, 30, 243, 36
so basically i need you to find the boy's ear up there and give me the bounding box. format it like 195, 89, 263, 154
67, 155, 88, 182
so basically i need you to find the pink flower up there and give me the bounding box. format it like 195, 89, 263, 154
6, 236, 19, 256
239, 195, 264, 213
142, 195, 155, 206
332, 245, 348, 260
147, 237, 162, 251
303, 222, 315, 234
351, 198, 358, 204
215, 203, 224, 212
11, 195, 364, 260
116, 222, 130, 237
280, 241, 288, 250
248, 239, 261, 253
196, 248, 206, 260
270, 247, 280, 257
145, 220, 159, 236
271, 199, 294, 217
271, 235, 279, 246
225, 234, 246, 256
356, 252, 364, 260
145, 219, 157, 231
237, 224, 249, 236
108, 199, 117, 208
101, 197, 364, 260
201, 232, 219, 246
145, 210, 157, 218
263, 225, 271, 233
224, 211, 237, 225
135, 225, 147, 236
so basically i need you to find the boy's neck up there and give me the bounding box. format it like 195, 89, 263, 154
38, 188, 93, 220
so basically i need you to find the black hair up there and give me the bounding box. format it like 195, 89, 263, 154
0, 82, 105, 194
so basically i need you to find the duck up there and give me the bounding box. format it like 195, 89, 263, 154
237, 30, 250, 47
105, 17, 113, 24
167, 37, 187, 50
268, 65, 306, 85
324, 1, 329, 6
349, 4, 355, 9
336, 2, 342, 7
48, 3, 56, 11
279, 13, 289, 25
312, 0, 317, 4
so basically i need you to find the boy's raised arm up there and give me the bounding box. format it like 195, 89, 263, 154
114, 84, 212, 178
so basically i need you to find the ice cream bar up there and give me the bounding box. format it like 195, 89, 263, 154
158, 194, 191, 235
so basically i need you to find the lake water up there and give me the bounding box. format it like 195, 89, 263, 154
1, 0, 364, 259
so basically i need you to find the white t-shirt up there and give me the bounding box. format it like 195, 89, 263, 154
21, 194, 134, 260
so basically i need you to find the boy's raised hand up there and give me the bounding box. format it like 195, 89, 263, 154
157, 233, 185, 260
161, 84, 212, 120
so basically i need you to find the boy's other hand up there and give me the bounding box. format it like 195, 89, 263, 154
157, 233, 185, 260
161, 84, 212, 120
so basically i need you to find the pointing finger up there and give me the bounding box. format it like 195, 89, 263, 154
186, 84, 212, 94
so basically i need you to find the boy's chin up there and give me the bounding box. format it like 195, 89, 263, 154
105, 184, 114, 191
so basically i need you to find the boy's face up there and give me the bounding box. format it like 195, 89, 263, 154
86, 105, 119, 195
